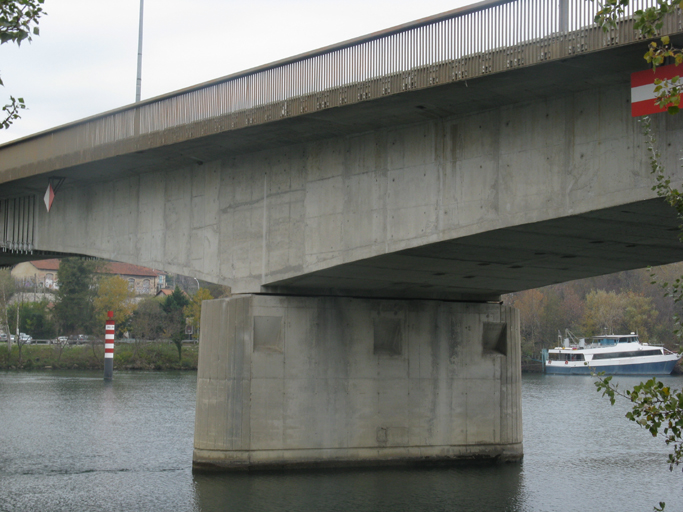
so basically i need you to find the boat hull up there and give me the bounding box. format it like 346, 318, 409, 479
545, 358, 679, 375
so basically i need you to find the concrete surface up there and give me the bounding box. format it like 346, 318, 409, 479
19, 81, 683, 300
193, 294, 522, 470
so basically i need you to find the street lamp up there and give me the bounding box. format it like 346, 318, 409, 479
136, 0, 144, 102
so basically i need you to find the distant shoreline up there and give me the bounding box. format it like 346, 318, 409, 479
0, 342, 198, 371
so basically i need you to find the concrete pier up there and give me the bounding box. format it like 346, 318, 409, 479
193, 294, 522, 471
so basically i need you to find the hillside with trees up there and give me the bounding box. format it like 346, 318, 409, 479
504, 262, 683, 359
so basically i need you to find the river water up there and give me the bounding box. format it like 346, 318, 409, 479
0, 371, 681, 512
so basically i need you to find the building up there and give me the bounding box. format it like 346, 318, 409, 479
12, 259, 165, 295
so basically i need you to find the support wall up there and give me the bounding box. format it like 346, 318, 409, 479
193, 294, 522, 470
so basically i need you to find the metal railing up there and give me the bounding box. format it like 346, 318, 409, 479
0, 0, 681, 174
0, 195, 36, 253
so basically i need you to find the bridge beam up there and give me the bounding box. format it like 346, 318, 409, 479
193, 294, 522, 471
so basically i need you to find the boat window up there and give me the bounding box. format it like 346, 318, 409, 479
548, 352, 584, 361
615, 336, 639, 343
599, 338, 617, 346
618, 337, 637, 343
592, 349, 663, 360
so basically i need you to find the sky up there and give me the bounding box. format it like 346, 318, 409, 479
0, 0, 474, 145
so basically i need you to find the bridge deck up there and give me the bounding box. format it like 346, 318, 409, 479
0, 0, 681, 191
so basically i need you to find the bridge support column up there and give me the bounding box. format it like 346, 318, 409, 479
192, 294, 522, 471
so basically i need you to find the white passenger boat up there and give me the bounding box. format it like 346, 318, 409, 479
544, 332, 681, 375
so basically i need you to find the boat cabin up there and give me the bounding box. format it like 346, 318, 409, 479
593, 335, 639, 346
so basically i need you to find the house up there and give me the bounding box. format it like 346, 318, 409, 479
12, 259, 165, 295
155, 288, 190, 300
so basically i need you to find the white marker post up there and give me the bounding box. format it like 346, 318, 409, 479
104, 311, 115, 380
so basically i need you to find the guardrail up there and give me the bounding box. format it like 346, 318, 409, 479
0, 0, 681, 174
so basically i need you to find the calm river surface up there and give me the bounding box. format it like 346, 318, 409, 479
1, 371, 681, 511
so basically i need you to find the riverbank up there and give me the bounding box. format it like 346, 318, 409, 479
0, 342, 198, 370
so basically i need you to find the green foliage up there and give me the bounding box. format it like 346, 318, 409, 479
593, 2, 682, 114
162, 286, 191, 361
0, 0, 45, 129
596, 376, 683, 473
644, 36, 683, 115
593, 0, 680, 37
183, 288, 213, 334
130, 298, 166, 341
7, 299, 54, 338
590, 3, 683, 509
93, 275, 136, 334
640, 117, 683, 346
162, 286, 190, 314
504, 265, 681, 355
53, 258, 99, 335
582, 290, 657, 340
201, 282, 231, 299
0, 0, 44, 46
1, 96, 25, 129
0, 341, 199, 370
0, 268, 15, 335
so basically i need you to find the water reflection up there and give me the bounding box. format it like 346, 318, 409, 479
194, 463, 523, 512
1, 371, 682, 512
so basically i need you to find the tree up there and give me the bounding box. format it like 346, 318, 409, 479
593, 1, 682, 113
8, 299, 54, 339
582, 290, 627, 335
162, 286, 190, 361
126, 298, 164, 359
183, 288, 213, 336
0, 268, 15, 354
596, 376, 683, 511
622, 291, 658, 341
53, 258, 99, 335
509, 289, 546, 356
131, 298, 165, 340
93, 275, 136, 335
0, 0, 45, 129
591, 5, 683, 510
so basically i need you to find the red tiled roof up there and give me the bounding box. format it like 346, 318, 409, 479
156, 289, 174, 296
102, 262, 159, 277
27, 259, 160, 277
30, 259, 60, 271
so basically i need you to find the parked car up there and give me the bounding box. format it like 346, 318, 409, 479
19, 333, 33, 344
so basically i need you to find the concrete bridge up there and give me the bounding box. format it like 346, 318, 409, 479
1, 0, 682, 470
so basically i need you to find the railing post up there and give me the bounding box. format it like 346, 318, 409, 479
559, 0, 569, 33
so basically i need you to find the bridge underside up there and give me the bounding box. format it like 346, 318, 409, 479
266, 198, 683, 300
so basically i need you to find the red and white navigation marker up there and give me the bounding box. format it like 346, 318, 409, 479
44, 183, 55, 212
631, 64, 682, 117
104, 311, 115, 380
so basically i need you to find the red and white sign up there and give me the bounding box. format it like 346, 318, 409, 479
43, 183, 55, 212
631, 64, 682, 117
105, 311, 115, 359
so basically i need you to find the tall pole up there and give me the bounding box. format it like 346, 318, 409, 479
104, 311, 115, 380
135, 0, 144, 102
